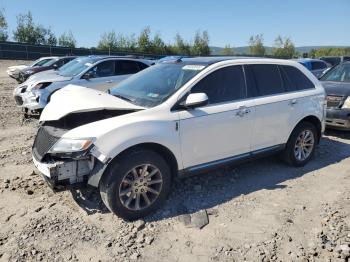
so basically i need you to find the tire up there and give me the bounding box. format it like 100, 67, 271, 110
99, 149, 172, 220
282, 121, 318, 167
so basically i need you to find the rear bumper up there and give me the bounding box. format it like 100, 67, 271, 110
326, 108, 350, 130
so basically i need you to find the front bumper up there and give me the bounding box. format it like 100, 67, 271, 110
33, 155, 95, 186
13, 88, 42, 110
326, 108, 350, 130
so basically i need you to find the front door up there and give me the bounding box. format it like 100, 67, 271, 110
179, 65, 255, 169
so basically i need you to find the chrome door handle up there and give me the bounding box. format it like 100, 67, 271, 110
289, 99, 297, 106
236, 106, 251, 117
105, 80, 113, 83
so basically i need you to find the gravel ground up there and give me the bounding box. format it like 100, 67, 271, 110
0, 59, 349, 262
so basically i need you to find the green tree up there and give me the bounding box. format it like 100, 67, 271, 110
248, 34, 265, 56
45, 28, 57, 46
138, 26, 152, 53
13, 11, 57, 45
58, 30, 76, 48
272, 35, 295, 58
0, 8, 8, 41
98, 30, 117, 50
221, 44, 235, 55
174, 33, 191, 55
13, 12, 40, 44
192, 30, 210, 56
152, 33, 166, 55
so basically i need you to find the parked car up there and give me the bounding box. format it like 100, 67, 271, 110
17, 56, 77, 83
319, 56, 350, 67
32, 57, 325, 220
294, 58, 329, 78
319, 61, 350, 130
6, 57, 57, 82
13, 56, 153, 115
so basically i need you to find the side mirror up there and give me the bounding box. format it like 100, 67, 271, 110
82, 71, 93, 80
183, 93, 209, 108
52, 64, 58, 70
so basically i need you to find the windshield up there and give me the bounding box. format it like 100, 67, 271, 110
109, 62, 206, 107
41, 58, 58, 67
320, 63, 350, 82
58, 57, 95, 77
31, 58, 54, 67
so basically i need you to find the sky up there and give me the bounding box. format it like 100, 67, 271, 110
1, 0, 350, 48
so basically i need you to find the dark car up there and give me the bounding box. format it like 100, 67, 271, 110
319, 56, 350, 67
320, 62, 350, 130
18, 56, 77, 83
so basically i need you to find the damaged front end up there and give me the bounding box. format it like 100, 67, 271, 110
32, 109, 135, 188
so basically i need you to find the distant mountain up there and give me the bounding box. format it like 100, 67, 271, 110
210, 46, 350, 55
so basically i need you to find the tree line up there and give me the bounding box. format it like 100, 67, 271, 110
0, 9, 349, 58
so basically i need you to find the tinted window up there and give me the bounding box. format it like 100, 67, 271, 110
311, 61, 326, 70
248, 64, 284, 96
191, 65, 246, 104
116, 60, 140, 75
280, 65, 315, 90
89, 60, 115, 78
137, 62, 149, 70
320, 63, 350, 83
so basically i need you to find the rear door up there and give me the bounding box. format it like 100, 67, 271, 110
79, 60, 117, 91
247, 63, 316, 151
112, 60, 144, 86
246, 64, 294, 150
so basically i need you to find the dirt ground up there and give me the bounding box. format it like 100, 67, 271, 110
0, 59, 349, 262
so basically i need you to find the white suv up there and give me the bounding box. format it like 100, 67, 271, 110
32, 57, 325, 220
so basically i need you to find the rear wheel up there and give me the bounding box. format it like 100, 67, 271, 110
99, 150, 172, 220
282, 122, 318, 167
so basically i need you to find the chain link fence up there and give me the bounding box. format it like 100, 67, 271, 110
0, 41, 164, 60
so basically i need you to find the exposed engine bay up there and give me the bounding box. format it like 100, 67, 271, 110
33, 109, 138, 187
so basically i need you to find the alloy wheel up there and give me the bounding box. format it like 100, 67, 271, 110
118, 164, 163, 211
294, 129, 315, 161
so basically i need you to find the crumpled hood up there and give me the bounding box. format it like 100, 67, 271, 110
40, 84, 145, 121
27, 69, 58, 82
24, 73, 72, 91
321, 81, 350, 96
8, 65, 27, 71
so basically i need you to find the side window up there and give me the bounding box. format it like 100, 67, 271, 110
137, 62, 149, 71
248, 64, 285, 96
191, 65, 246, 104
311, 61, 326, 70
56, 59, 65, 67
280, 65, 315, 91
116, 60, 140, 75
88, 60, 115, 78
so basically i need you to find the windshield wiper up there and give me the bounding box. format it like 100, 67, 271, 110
113, 93, 134, 103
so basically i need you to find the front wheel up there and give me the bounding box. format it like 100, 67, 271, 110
282, 122, 318, 167
99, 150, 172, 220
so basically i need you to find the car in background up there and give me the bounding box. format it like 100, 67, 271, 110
319, 61, 350, 130
31, 57, 324, 220
6, 57, 57, 82
294, 58, 329, 78
319, 56, 350, 67
13, 56, 153, 115
17, 56, 77, 83
156, 56, 188, 63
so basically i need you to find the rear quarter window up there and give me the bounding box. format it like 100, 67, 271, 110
279, 65, 315, 91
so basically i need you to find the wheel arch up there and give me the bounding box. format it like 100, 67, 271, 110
290, 115, 322, 144
96, 142, 179, 188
